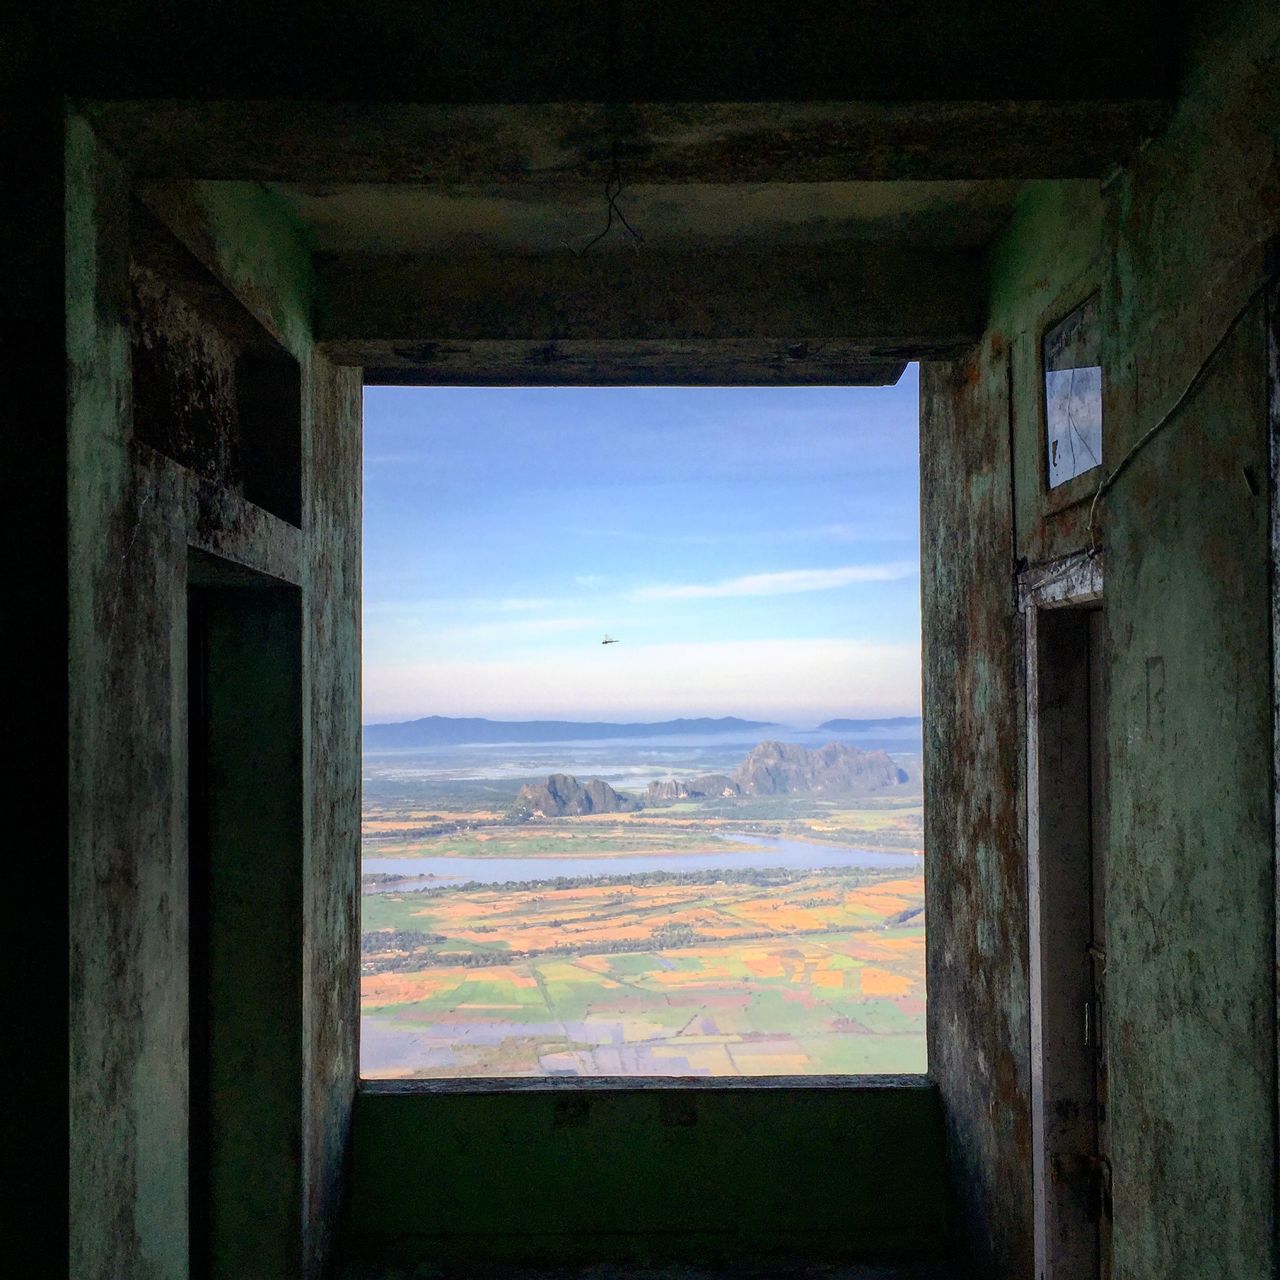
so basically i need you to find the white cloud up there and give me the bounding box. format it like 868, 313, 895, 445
362, 638, 921, 723
630, 561, 917, 601
574, 574, 608, 589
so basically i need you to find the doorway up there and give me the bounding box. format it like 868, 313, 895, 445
1023, 555, 1110, 1280
187, 551, 304, 1279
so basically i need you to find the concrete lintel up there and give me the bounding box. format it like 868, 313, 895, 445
88, 99, 1170, 184
315, 248, 984, 360
344, 340, 907, 387
135, 445, 304, 587
1017, 550, 1104, 613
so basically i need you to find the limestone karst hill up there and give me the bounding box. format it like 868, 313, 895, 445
734, 739, 916, 795
644, 774, 741, 804
643, 741, 919, 805
510, 773, 640, 818
514, 741, 917, 819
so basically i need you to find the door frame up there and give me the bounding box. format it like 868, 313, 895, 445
1020, 550, 1105, 1280
1266, 243, 1280, 1274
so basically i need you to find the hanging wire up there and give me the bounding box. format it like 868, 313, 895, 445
1084, 283, 1262, 550
561, 0, 643, 257
563, 141, 644, 258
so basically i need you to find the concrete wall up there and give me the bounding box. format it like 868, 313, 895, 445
346, 1081, 949, 1269
7, 80, 69, 1280
50, 3, 1276, 1275
67, 119, 361, 1278
921, 177, 1105, 1273
1100, 4, 1277, 1274
921, 343, 1031, 1275
923, 5, 1278, 1274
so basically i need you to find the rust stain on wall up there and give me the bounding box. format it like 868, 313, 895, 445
922, 354, 1032, 1276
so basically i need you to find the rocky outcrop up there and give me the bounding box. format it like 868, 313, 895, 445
510, 773, 640, 818
517, 743, 915, 816
642, 742, 914, 805
644, 774, 741, 804
734, 740, 913, 795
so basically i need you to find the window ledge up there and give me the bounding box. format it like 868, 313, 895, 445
360, 1073, 932, 1095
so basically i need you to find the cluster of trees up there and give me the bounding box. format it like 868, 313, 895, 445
363, 920, 868, 974
393, 864, 879, 898
362, 816, 503, 845
361, 928, 445, 954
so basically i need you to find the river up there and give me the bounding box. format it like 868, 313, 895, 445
362, 831, 920, 889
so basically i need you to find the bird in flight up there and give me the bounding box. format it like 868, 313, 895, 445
601, 635, 619, 645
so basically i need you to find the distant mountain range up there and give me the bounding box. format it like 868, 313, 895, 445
817, 717, 922, 732
363, 715, 778, 749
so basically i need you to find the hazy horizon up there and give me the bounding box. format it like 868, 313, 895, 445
363, 376, 922, 723
361, 708, 923, 727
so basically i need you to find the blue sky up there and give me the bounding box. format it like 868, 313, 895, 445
363, 371, 921, 724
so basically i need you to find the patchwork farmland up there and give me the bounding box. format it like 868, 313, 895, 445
359, 728, 926, 1077
361, 866, 925, 1076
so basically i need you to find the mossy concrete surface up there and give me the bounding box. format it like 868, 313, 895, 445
346, 1081, 949, 1269
922, 3, 1279, 1275
66, 115, 362, 1279
340, 1265, 959, 1280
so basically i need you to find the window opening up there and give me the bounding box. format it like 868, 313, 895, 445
1044, 294, 1103, 488
360, 380, 925, 1079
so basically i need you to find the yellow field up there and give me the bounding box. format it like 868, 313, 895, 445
361, 867, 925, 1077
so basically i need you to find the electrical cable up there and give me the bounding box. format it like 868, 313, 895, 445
564, 141, 644, 258
562, 0, 643, 258
1085, 285, 1263, 547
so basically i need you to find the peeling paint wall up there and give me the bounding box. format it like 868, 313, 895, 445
1099, 4, 1278, 1274
921, 346, 1031, 1276
919, 186, 1103, 1278
302, 348, 362, 1276
67, 117, 361, 1278
923, 5, 1279, 1274
7, 75, 68, 1280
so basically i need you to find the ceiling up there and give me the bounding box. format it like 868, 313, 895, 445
268, 179, 1025, 256
83, 2, 1177, 386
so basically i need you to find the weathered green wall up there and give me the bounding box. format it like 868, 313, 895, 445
1099, 4, 1278, 1273
920, 343, 1031, 1275
346, 1081, 949, 1268
921, 180, 1105, 1272
923, 4, 1279, 1274
6, 74, 68, 1280
301, 258, 363, 1280
68, 115, 191, 1280
67, 119, 361, 1278
145, 176, 365, 1275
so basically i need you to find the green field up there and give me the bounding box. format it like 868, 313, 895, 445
361, 865, 926, 1077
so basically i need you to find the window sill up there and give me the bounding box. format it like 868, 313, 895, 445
359, 1073, 932, 1095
